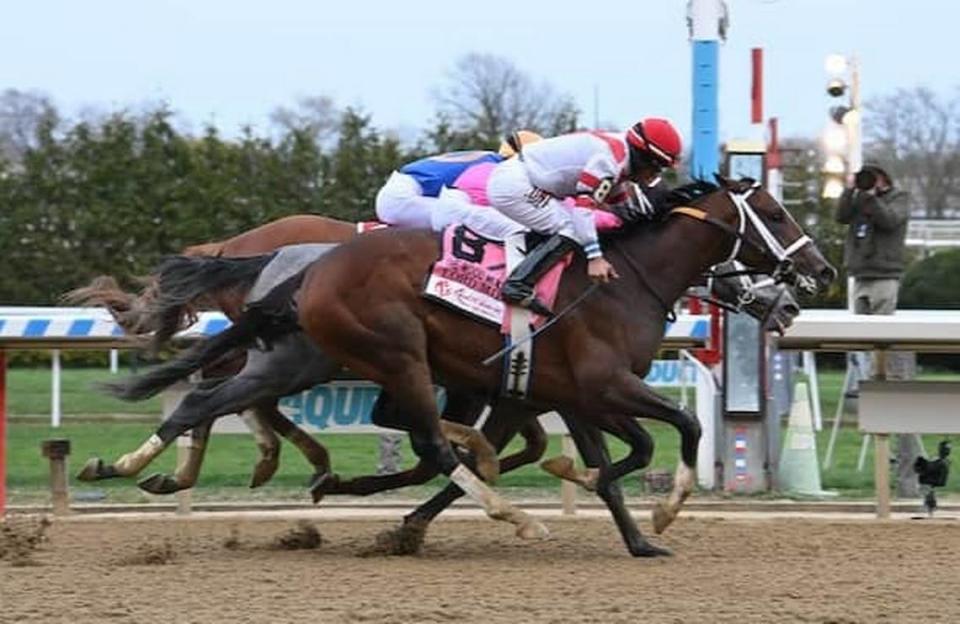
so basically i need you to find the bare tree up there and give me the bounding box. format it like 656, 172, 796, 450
0, 89, 59, 161
433, 53, 579, 145
270, 95, 340, 146
865, 87, 960, 218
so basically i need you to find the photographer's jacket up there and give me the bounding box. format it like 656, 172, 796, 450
835, 187, 910, 279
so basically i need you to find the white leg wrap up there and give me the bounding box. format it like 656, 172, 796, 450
114, 434, 165, 475
448, 465, 550, 539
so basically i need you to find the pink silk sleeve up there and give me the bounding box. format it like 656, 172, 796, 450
592, 208, 624, 231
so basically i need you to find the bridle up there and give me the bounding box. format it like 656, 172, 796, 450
670, 181, 817, 293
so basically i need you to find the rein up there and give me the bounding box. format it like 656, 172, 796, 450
614, 248, 678, 323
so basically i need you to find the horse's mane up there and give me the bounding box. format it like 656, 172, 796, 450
664, 179, 720, 208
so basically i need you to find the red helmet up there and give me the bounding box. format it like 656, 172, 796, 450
626, 118, 682, 168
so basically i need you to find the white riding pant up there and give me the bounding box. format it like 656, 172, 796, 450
486, 158, 601, 259
375, 172, 436, 230
430, 188, 526, 241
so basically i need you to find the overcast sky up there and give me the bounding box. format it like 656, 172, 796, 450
3, 0, 956, 144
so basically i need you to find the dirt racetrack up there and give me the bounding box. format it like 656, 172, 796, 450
1, 513, 957, 623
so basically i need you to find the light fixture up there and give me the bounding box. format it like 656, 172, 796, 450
823, 124, 848, 153
830, 105, 859, 125
823, 155, 845, 174
826, 78, 847, 97
822, 177, 844, 199
825, 54, 848, 77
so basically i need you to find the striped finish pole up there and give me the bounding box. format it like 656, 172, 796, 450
688, 0, 726, 180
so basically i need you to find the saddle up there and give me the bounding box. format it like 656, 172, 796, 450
423, 225, 573, 398
423, 225, 570, 331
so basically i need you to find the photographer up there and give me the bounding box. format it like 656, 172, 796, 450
835, 164, 919, 496
835, 164, 910, 311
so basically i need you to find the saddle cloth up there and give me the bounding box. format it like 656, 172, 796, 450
245, 243, 337, 305
422, 225, 570, 332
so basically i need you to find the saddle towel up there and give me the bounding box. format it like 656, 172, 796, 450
422, 225, 570, 332
245, 243, 337, 305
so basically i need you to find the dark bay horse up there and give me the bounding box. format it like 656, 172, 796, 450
74, 210, 799, 498
100, 177, 835, 556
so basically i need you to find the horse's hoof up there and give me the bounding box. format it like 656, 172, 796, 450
76, 457, 116, 481
249, 458, 279, 489
138, 473, 184, 495
651, 502, 674, 535
516, 519, 550, 540
308, 472, 335, 504
630, 541, 672, 558
540, 455, 574, 480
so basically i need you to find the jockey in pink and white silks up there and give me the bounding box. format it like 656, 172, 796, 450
375, 131, 543, 230
486, 118, 683, 316
434, 158, 627, 239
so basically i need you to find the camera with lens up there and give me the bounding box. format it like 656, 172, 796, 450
854, 168, 877, 191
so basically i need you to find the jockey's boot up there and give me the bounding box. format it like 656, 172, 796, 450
501, 234, 578, 317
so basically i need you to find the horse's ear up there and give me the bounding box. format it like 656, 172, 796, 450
713, 172, 730, 188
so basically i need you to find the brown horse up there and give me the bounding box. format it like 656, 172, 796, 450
71, 214, 538, 495
75, 211, 799, 502
101, 177, 836, 556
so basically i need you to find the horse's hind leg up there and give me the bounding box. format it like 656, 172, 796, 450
80, 335, 338, 489
395, 401, 542, 550
242, 407, 283, 489
356, 354, 545, 539
313, 389, 491, 501
257, 401, 332, 490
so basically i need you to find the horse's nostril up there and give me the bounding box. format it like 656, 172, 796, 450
820, 266, 838, 284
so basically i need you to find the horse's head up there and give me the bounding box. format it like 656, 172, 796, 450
678, 175, 836, 295
708, 261, 801, 335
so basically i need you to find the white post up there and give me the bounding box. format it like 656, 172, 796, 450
802, 352, 823, 431
51, 349, 62, 428
682, 350, 718, 489
109, 349, 119, 374
847, 56, 862, 177
560, 434, 577, 516
175, 433, 192, 515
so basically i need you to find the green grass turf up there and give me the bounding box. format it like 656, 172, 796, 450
4, 366, 958, 503
6, 367, 161, 416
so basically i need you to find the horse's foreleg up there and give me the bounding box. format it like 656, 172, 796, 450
563, 414, 670, 557
499, 420, 548, 474
603, 374, 700, 534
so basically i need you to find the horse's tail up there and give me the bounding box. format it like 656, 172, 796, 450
98, 315, 261, 401
100, 268, 302, 402
62, 275, 159, 335
143, 254, 274, 350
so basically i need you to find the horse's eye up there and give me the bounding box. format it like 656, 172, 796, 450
770, 210, 785, 222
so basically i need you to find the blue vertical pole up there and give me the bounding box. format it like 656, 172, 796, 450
691, 41, 719, 179
688, 0, 725, 180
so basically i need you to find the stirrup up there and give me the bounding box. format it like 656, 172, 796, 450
502, 283, 554, 317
